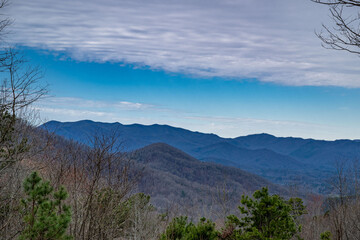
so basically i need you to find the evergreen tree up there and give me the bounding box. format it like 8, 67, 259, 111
19, 172, 72, 240
186, 217, 219, 240
160, 216, 218, 240
320, 231, 332, 240
225, 187, 305, 240
0, 108, 28, 172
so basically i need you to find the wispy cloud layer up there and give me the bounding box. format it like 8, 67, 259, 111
39, 97, 155, 111
7, 0, 360, 87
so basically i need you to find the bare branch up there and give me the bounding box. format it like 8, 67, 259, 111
0, 48, 48, 117
312, 0, 360, 7
313, 0, 360, 56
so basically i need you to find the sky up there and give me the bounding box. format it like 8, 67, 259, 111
4, 0, 360, 140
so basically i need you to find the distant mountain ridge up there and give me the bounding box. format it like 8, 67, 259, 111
41, 120, 360, 193
42, 120, 222, 153
191, 141, 305, 171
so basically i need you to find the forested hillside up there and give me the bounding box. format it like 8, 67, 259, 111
132, 143, 287, 217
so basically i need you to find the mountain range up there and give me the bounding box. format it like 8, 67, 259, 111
42, 120, 360, 194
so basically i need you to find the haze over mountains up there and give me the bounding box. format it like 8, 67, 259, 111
42, 120, 360, 194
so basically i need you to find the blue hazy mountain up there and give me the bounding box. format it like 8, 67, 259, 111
231, 134, 360, 165
191, 141, 305, 171
42, 120, 222, 153
41, 120, 360, 193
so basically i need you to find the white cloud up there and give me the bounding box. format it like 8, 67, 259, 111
116, 101, 149, 110
38, 97, 156, 110
6, 0, 360, 87
35, 107, 110, 118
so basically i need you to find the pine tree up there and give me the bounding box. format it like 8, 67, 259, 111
160, 216, 218, 240
226, 187, 305, 240
19, 172, 72, 240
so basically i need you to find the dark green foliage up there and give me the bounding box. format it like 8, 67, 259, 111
124, 192, 154, 211
320, 231, 332, 240
0, 109, 28, 171
288, 197, 307, 218
160, 216, 188, 240
20, 172, 72, 240
225, 187, 305, 240
160, 216, 218, 240
187, 218, 219, 240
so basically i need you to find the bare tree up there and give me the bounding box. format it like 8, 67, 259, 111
210, 181, 233, 225
38, 130, 143, 240
0, 49, 47, 174
0, 49, 47, 117
301, 159, 360, 240
312, 0, 360, 55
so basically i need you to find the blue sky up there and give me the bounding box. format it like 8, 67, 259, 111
5, 0, 360, 139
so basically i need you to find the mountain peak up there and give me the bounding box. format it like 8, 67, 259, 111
242, 133, 276, 139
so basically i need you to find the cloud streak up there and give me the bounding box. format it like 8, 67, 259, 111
39, 97, 155, 111
6, 0, 360, 87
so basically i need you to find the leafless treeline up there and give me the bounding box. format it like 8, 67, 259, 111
299, 159, 360, 240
